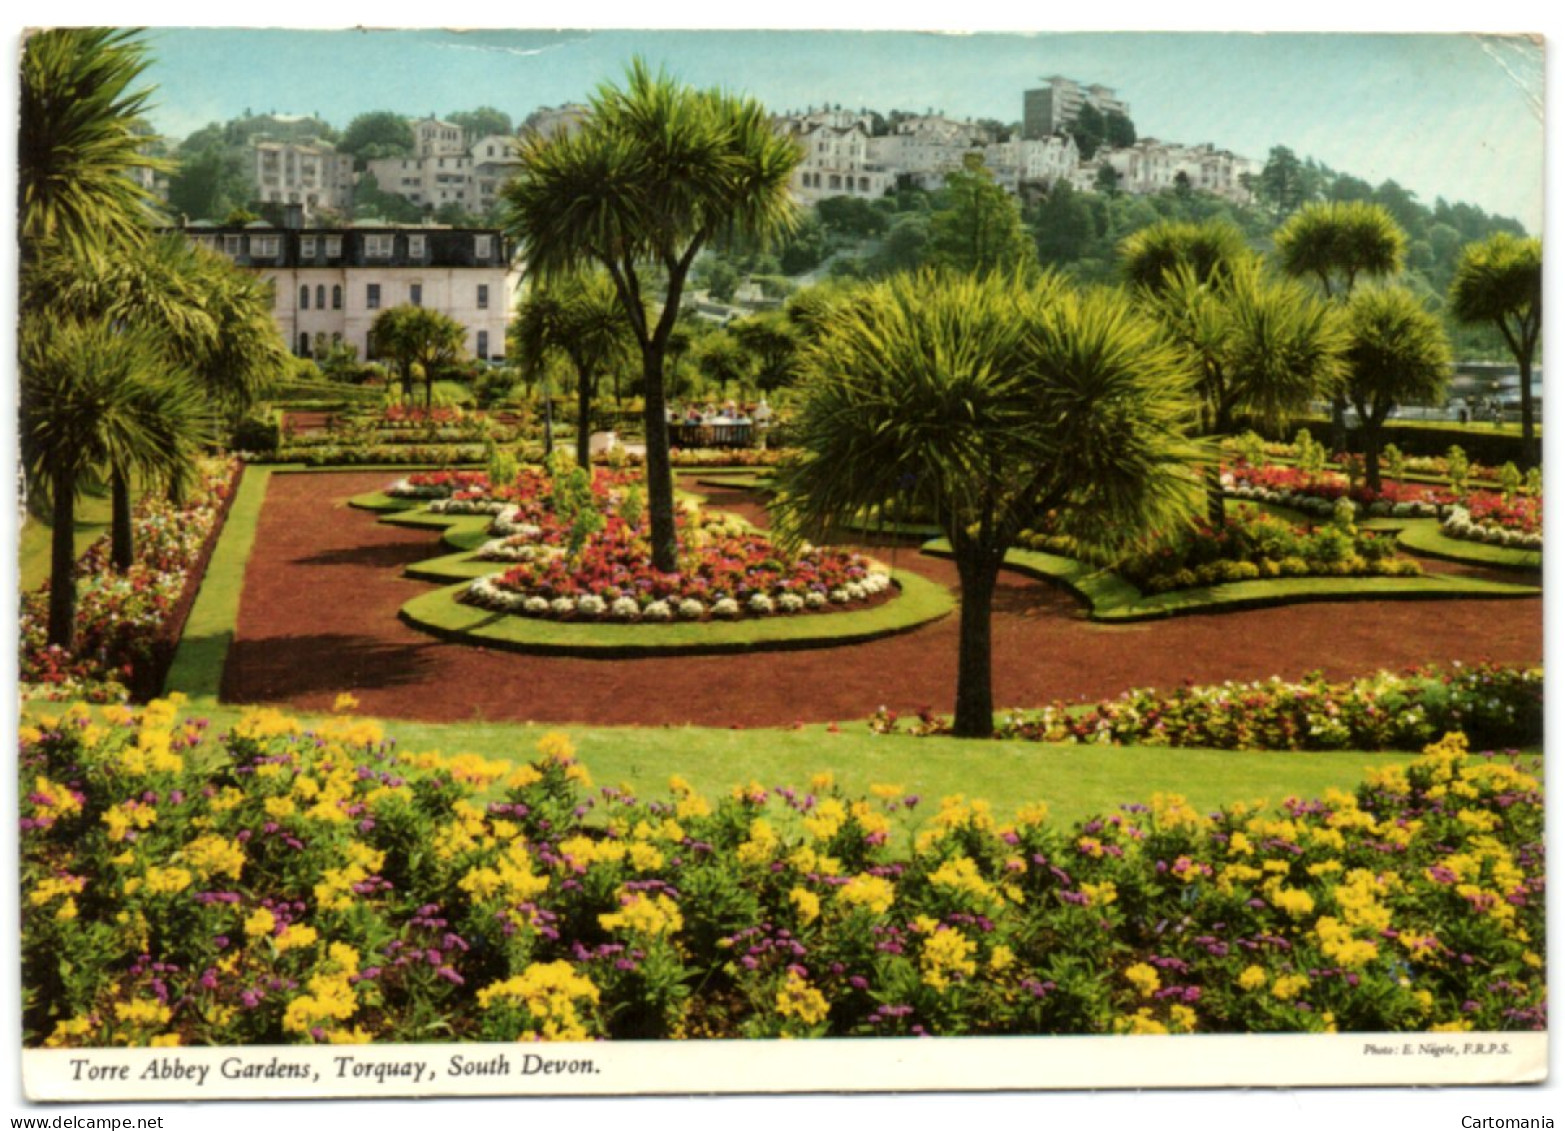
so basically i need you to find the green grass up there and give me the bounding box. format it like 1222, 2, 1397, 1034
18, 487, 115, 593
1395, 520, 1543, 571
114, 701, 1422, 831
163, 466, 275, 699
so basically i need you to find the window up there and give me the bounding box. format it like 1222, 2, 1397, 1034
410, 283, 423, 307
300, 285, 310, 310
301, 236, 317, 258
325, 236, 342, 257
474, 234, 492, 258
298, 331, 310, 356
408, 234, 426, 257
365, 234, 394, 258
252, 235, 280, 257
223, 234, 243, 257
332, 284, 342, 310
366, 283, 381, 310
315, 284, 326, 309
477, 330, 489, 359
477, 284, 490, 310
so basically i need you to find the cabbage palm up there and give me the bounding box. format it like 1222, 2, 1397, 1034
21, 319, 205, 650
778, 271, 1200, 738
1119, 218, 1249, 296
513, 272, 637, 467
19, 27, 167, 262
1145, 258, 1347, 524
1448, 233, 1542, 449
1273, 201, 1407, 452
504, 59, 801, 572
1344, 287, 1452, 492
370, 305, 467, 409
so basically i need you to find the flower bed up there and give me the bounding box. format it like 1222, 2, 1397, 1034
20, 703, 1545, 1045
19, 459, 240, 703
1442, 499, 1542, 551
869, 664, 1542, 753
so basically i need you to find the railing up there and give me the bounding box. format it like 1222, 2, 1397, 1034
669, 422, 754, 449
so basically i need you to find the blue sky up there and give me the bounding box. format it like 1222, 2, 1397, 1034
130, 25, 1546, 230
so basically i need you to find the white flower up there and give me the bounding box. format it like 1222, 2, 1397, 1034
804, 591, 828, 610
577, 594, 607, 617
844, 582, 866, 601
610, 596, 640, 620
643, 600, 674, 622
678, 598, 705, 620
523, 596, 551, 615
777, 592, 805, 614
828, 588, 849, 604
747, 592, 775, 615
712, 597, 742, 619
550, 597, 576, 617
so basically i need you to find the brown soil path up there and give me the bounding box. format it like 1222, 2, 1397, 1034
222, 471, 1543, 727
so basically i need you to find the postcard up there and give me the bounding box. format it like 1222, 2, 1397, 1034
11, 19, 1551, 1121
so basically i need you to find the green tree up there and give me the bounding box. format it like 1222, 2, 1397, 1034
1104, 110, 1137, 149
1274, 200, 1407, 451
503, 60, 801, 573
449, 106, 513, 140
513, 273, 636, 468
1119, 217, 1249, 295
20, 319, 204, 648
868, 212, 931, 276
1143, 259, 1347, 523
1343, 287, 1452, 491
339, 111, 415, 166
1070, 102, 1106, 161
19, 27, 168, 260
817, 195, 889, 238
926, 155, 1037, 277
1255, 146, 1312, 222
370, 305, 468, 409
777, 212, 829, 274
731, 312, 804, 393
1029, 179, 1095, 266
353, 172, 424, 224
1093, 162, 1122, 198
778, 270, 1199, 737
167, 145, 251, 223
693, 330, 753, 400
1448, 233, 1542, 450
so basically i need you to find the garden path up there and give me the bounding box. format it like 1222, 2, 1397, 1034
222, 471, 1543, 727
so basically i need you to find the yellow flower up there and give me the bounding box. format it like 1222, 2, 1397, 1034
332, 692, 360, 713
1238, 965, 1267, 992
928, 856, 1001, 907
1270, 887, 1315, 919
244, 907, 277, 937
1168, 1004, 1198, 1033
802, 798, 847, 841
275, 924, 319, 953
837, 873, 896, 915
920, 925, 977, 990
143, 866, 194, 896
477, 962, 600, 1042
599, 891, 682, 937
1117, 1008, 1168, 1035
775, 969, 830, 1027
1124, 963, 1161, 998
1080, 880, 1118, 907
789, 887, 821, 924
1271, 974, 1309, 1001
989, 945, 1015, 972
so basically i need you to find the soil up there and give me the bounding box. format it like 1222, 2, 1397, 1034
221, 471, 1543, 728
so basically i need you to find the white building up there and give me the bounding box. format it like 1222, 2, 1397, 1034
469, 133, 524, 214
1023, 75, 1131, 139
411, 116, 467, 158
252, 139, 355, 222
1089, 139, 1258, 204
179, 222, 519, 364
782, 120, 896, 203
981, 135, 1080, 194
521, 103, 590, 140
365, 150, 477, 212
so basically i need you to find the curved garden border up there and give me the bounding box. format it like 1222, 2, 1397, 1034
921, 538, 1539, 623
349, 490, 956, 656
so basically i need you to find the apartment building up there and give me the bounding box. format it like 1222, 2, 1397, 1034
981, 134, 1080, 194
1088, 138, 1258, 204
252, 139, 356, 222
365, 130, 524, 216
782, 119, 897, 203
180, 221, 519, 363
1023, 75, 1131, 139
412, 116, 467, 158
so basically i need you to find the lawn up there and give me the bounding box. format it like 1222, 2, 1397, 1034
18, 485, 114, 592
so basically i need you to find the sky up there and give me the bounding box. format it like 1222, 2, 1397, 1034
128, 24, 1548, 231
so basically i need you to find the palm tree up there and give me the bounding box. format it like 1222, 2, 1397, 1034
370, 306, 467, 409
730, 311, 804, 394
21, 319, 205, 650
1344, 287, 1452, 492
777, 271, 1200, 738
31, 234, 286, 567
504, 59, 801, 573
1448, 233, 1542, 451
693, 330, 753, 402
513, 272, 636, 468
1119, 218, 1249, 296
1273, 201, 1407, 453
19, 27, 168, 262
1143, 258, 1347, 524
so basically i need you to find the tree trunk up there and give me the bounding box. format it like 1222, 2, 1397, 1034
111, 466, 134, 573
48, 477, 77, 651
1205, 463, 1226, 528
1329, 394, 1348, 456
640, 343, 678, 574
1519, 356, 1536, 456
576, 369, 593, 471
951, 548, 1001, 738
1363, 423, 1382, 494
